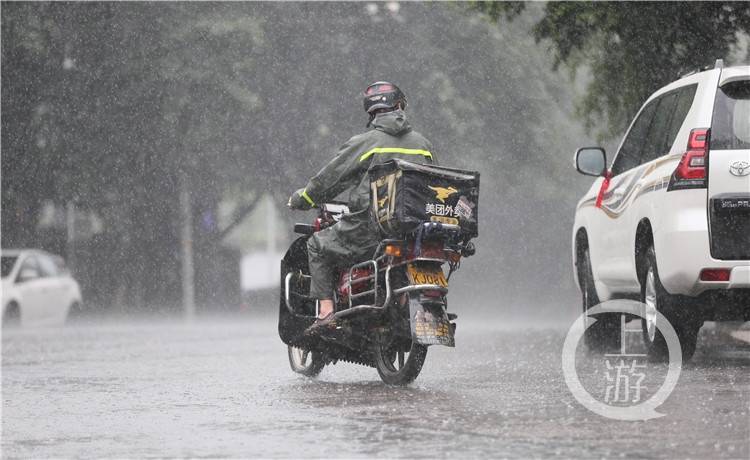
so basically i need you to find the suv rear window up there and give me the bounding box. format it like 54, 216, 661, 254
712, 80, 750, 150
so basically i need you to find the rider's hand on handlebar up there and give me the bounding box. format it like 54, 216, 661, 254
287, 188, 314, 210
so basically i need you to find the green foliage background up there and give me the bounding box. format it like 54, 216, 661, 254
469, 1, 750, 140
2, 2, 746, 313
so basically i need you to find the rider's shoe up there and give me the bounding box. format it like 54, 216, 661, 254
304, 312, 337, 336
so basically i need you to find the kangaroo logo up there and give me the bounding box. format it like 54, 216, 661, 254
429, 186, 458, 203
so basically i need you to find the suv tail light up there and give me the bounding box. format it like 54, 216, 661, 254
668, 128, 710, 191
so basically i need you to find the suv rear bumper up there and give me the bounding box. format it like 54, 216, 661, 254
656, 215, 750, 296
677, 288, 750, 322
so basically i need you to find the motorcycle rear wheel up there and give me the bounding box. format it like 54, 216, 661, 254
287, 346, 325, 377
373, 337, 428, 385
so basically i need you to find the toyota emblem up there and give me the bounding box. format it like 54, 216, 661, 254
729, 160, 750, 177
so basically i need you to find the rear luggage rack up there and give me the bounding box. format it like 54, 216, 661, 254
347, 260, 379, 308
347, 264, 393, 310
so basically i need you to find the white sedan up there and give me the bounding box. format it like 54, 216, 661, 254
1, 249, 82, 326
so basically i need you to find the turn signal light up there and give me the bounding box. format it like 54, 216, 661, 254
700, 268, 730, 282
384, 244, 402, 257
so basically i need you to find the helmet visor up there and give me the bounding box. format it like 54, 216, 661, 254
365, 83, 394, 95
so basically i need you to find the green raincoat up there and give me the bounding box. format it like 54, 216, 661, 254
299, 110, 436, 300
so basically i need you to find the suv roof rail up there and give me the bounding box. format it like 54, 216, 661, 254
680, 69, 699, 78
680, 59, 725, 78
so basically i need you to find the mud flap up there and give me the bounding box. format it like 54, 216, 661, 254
409, 302, 455, 347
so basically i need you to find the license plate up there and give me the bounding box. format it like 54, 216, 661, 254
407, 264, 448, 288
714, 197, 750, 213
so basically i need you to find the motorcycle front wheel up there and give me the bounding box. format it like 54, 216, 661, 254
373, 336, 428, 385
287, 346, 325, 377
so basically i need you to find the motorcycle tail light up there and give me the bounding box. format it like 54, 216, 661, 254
417, 241, 445, 259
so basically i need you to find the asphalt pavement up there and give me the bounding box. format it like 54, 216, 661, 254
2, 316, 748, 458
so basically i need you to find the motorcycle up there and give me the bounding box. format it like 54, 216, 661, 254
278, 160, 478, 385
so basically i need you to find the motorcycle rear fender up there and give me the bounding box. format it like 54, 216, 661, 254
400, 262, 454, 347
408, 299, 455, 347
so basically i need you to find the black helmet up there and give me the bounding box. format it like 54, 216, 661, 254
363, 81, 407, 114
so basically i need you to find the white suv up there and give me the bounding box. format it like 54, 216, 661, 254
572, 60, 750, 360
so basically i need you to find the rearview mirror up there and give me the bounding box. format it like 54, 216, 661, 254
575, 147, 607, 177
17, 268, 39, 282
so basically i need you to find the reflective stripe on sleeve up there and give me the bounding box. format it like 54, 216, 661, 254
358, 147, 433, 162
301, 189, 315, 206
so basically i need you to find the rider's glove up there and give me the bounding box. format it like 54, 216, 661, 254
288, 188, 314, 210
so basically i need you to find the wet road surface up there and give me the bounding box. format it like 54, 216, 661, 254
2, 316, 749, 458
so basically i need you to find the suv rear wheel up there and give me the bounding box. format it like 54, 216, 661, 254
640, 246, 701, 361
580, 247, 621, 352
